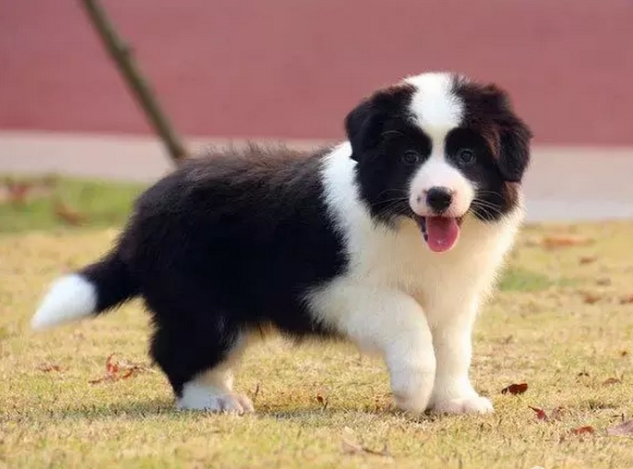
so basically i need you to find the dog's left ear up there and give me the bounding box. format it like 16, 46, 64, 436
498, 117, 532, 183
484, 85, 533, 183
344, 98, 383, 162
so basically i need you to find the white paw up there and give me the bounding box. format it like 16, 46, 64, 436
393, 393, 429, 415
177, 383, 254, 414
430, 395, 494, 415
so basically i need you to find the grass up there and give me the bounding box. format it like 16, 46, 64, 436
0, 176, 144, 233
1, 178, 633, 468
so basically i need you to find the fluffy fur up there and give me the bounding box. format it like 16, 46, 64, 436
31, 71, 532, 415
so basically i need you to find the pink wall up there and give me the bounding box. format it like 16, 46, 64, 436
1, 0, 632, 145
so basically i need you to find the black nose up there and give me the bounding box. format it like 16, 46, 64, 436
426, 187, 453, 213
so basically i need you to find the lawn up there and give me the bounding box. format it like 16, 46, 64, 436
1, 178, 633, 469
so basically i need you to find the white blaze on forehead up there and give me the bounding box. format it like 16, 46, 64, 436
403, 73, 474, 217
404, 72, 463, 136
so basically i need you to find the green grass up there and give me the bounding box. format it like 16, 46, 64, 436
0, 176, 144, 234
1, 178, 633, 468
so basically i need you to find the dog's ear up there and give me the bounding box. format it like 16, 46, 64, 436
498, 117, 532, 183
344, 98, 383, 162
480, 85, 533, 183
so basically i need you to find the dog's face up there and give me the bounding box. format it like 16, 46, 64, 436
345, 72, 532, 253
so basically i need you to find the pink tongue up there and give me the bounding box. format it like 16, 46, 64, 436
425, 217, 460, 252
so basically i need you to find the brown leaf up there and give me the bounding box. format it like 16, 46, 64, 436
607, 419, 633, 437
316, 393, 329, 410
529, 406, 548, 421
603, 377, 622, 386
89, 353, 149, 384
88, 374, 116, 385
53, 199, 87, 226
541, 236, 593, 250
571, 426, 595, 436
620, 295, 633, 305
501, 382, 528, 395
579, 256, 597, 265
581, 292, 602, 304
4, 179, 33, 206
120, 367, 140, 380
37, 364, 62, 372
341, 439, 391, 458
106, 354, 119, 374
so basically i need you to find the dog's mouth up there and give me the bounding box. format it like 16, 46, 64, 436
413, 215, 463, 253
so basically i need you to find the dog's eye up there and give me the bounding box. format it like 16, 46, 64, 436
402, 151, 420, 165
457, 148, 476, 166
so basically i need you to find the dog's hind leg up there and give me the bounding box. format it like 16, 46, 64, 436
149, 313, 254, 414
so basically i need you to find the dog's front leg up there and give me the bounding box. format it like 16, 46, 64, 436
427, 303, 493, 414
315, 286, 436, 414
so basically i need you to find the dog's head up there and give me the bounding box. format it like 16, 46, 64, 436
345, 72, 532, 253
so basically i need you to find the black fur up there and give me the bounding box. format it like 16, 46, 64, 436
54, 74, 532, 401
97, 145, 347, 395
345, 84, 433, 224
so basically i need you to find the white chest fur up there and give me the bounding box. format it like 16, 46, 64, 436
315, 142, 523, 325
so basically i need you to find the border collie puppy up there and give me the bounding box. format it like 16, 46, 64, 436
31, 72, 531, 415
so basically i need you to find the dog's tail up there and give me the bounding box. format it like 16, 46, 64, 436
31, 251, 138, 331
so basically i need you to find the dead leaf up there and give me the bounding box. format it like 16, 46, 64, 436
529, 406, 548, 421
37, 364, 62, 372
620, 295, 633, 305
596, 278, 612, 286
106, 354, 118, 374
579, 256, 597, 265
571, 426, 595, 436
316, 393, 329, 410
501, 382, 528, 395
89, 353, 149, 384
581, 292, 602, 304
603, 377, 622, 386
341, 439, 391, 458
541, 236, 593, 250
607, 419, 633, 437
2, 178, 33, 206
53, 199, 87, 226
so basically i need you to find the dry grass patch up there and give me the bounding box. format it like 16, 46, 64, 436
1, 221, 633, 468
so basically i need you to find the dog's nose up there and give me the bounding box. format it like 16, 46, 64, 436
426, 187, 453, 213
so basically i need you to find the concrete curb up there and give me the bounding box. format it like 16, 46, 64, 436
1, 131, 632, 223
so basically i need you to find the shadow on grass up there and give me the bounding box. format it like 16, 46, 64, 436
36, 399, 412, 423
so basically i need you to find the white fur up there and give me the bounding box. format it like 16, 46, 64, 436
178, 373, 254, 414
31, 274, 97, 330
408, 152, 476, 218
405, 72, 474, 218
178, 334, 254, 413
309, 140, 523, 415
405, 72, 463, 137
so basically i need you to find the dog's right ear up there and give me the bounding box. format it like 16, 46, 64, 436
344, 98, 382, 162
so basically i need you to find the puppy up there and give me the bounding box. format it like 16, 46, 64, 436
31, 71, 531, 415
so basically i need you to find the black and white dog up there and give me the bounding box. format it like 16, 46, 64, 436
32, 72, 531, 415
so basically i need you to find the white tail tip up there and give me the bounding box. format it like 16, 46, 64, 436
31, 274, 97, 330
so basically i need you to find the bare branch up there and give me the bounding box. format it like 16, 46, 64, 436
79, 0, 189, 164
